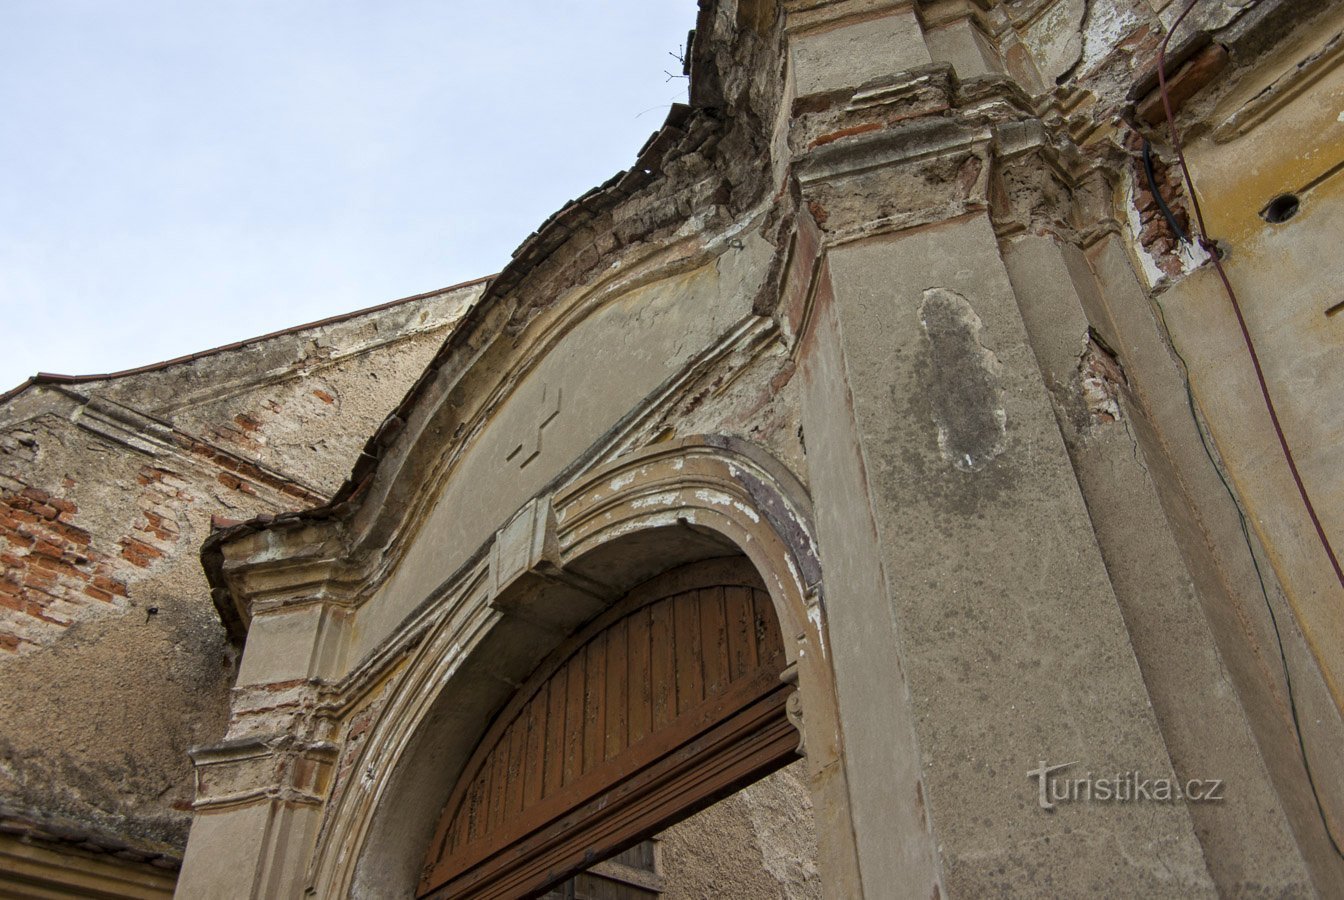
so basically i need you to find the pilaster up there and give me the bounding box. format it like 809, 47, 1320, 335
785, 34, 1218, 894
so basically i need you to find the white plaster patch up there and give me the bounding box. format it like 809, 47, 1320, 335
693, 488, 736, 509
692, 488, 762, 524
1080, 1, 1142, 75
1124, 175, 1168, 289
608, 472, 636, 491
1022, 0, 1086, 83
631, 491, 682, 510
608, 511, 688, 538
807, 605, 827, 659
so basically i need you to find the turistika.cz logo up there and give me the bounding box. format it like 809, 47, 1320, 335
1027, 761, 1225, 810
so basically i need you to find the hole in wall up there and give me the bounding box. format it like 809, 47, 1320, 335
1261, 193, 1300, 223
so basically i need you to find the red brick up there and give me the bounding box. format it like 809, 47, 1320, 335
31, 539, 66, 559
140, 511, 178, 541
19, 487, 50, 503
51, 522, 91, 546
91, 576, 128, 597
120, 538, 164, 568
83, 585, 114, 602
0, 634, 21, 652
29, 555, 80, 577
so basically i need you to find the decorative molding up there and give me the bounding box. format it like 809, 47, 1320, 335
301, 437, 854, 899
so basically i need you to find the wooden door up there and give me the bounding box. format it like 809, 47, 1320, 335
418, 557, 799, 899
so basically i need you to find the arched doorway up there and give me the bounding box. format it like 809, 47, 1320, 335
418, 557, 800, 899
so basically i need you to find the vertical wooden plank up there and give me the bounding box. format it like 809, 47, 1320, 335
627, 607, 652, 745
563, 652, 586, 785
443, 803, 461, 857
522, 694, 546, 810
465, 769, 487, 842
753, 588, 784, 665
649, 597, 676, 729
724, 585, 757, 682
673, 589, 704, 715
485, 737, 508, 832
603, 617, 628, 761
583, 639, 606, 776
544, 668, 568, 798
700, 586, 730, 698
504, 718, 526, 819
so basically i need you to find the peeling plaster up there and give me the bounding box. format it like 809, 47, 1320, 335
918, 288, 1008, 472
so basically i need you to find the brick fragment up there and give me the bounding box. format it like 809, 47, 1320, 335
91, 575, 128, 597
120, 538, 164, 568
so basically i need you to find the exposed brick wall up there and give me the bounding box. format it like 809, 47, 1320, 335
1127, 131, 1193, 278
0, 481, 128, 653
0, 284, 477, 853
0, 447, 306, 655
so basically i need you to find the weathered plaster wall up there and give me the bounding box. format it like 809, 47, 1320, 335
175, 1, 1344, 897
974, 0, 1344, 891
660, 762, 820, 899
0, 282, 479, 864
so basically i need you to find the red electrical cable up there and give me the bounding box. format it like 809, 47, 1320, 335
1158, 1, 1344, 593
1155, 0, 1344, 861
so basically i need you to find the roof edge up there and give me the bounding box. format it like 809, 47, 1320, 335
0, 274, 495, 405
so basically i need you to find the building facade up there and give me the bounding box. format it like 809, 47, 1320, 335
4, 0, 1344, 897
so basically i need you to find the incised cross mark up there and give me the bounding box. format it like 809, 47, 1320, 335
505, 383, 561, 470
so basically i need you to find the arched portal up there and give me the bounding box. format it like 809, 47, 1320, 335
418, 557, 798, 899
307, 439, 859, 899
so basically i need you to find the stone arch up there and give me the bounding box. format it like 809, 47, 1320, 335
306, 437, 857, 898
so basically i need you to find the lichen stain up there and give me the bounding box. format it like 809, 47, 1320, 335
918, 288, 1007, 472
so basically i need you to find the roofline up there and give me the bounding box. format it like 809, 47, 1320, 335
0, 274, 495, 405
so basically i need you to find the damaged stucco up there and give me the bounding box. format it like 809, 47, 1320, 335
6, 0, 1344, 897
0, 281, 480, 861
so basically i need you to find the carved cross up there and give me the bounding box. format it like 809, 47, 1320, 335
505, 383, 561, 470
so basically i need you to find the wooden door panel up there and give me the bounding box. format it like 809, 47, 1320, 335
419, 558, 797, 899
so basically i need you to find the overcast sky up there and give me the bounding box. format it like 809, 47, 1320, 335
0, 1, 696, 391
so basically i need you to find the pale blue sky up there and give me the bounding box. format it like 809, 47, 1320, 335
0, 1, 696, 390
